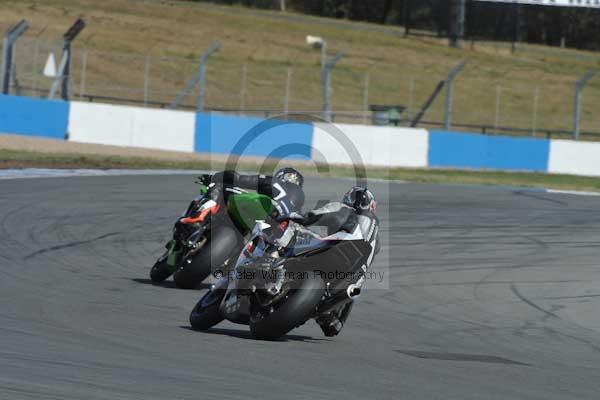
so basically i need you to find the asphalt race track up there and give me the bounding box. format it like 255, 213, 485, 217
1, 174, 599, 399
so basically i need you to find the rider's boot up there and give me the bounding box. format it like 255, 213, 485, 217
316, 301, 354, 337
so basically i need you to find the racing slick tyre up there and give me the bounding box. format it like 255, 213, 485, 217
249, 274, 325, 341
149, 258, 172, 283
173, 225, 241, 289
190, 289, 225, 331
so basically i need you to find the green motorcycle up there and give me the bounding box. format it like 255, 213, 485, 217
150, 176, 274, 289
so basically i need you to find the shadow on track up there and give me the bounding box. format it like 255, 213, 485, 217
130, 278, 212, 290
180, 326, 330, 343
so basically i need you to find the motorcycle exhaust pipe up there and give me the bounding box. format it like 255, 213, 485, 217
346, 275, 365, 299
346, 283, 362, 299
317, 285, 360, 316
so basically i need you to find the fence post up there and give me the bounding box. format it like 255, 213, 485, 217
169, 41, 220, 111
11, 42, 18, 94
1, 20, 29, 94
408, 77, 414, 125
32, 39, 40, 96
572, 70, 596, 140
449, 0, 466, 48
321, 52, 344, 122
443, 60, 466, 130
362, 71, 370, 125
196, 42, 220, 113
239, 63, 247, 113
284, 66, 292, 118
531, 86, 539, 137
143, 55, 150, 106
60, 18, 86, 101
320, 40, 327, 75
494, 85, 501, 130
79, 48, 88, 99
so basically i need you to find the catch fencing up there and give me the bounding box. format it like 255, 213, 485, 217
4, 37, 600, 141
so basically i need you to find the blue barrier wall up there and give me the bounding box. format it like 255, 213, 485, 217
0, 95, 569, 175
0, 95, 69, 139
195, 113, 314, 160
428, 130, 550, 172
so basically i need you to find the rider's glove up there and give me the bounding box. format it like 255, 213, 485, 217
197, 174, 212, 185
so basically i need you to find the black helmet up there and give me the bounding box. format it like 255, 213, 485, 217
274, 167, 304, 187
343, 186, 376, 213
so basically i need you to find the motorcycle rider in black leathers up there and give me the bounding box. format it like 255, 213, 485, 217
304, 186, 380, 336
205, 168, 379, 337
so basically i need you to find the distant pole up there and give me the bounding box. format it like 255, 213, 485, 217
320, 40, 327, 75
11, 42, 17, 94
239, 63, 247, 113
494, 85, 501, 130
321, 52, 344, 122
170, 41, 220, 111
443, 60, 466, 130
196, 42, 220, 112
449, 0, 466, 48
403, 0, 411, 36
531, 86, 539, 137
408, 77, 414, 125
79, 48, 88, 99
32, 39, 40, 96
411, 80, 444, 128
60, 18, 86, 100
362, 71, 370, 125
284, 66, 292, 117
279, 0, 286, 12
573, 70, 596, 140
143, 55, 151, 106
511, 3, 523, 54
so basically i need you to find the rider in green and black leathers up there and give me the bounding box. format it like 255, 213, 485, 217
205, 167, 305, 219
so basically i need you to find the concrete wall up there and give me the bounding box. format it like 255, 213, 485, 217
68, 102, 195, 153
311, 123, 428, 168
428, 130, 550, 172
195, 113, 313, 160
2, 95, 600, 178
0, 95, 69, 139
549, 140, 600, 177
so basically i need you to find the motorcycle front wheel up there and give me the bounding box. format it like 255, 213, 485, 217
189, 288, 225, 331
249, 274, 325, 341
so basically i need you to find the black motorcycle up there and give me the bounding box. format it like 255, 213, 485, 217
150, 178, 273, 289
189, 211, 374, 340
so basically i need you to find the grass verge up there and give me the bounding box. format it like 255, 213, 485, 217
2, 148, 599, 192
1, 0, 599, 134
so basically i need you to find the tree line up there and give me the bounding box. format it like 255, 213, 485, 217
191, 0, 600, 50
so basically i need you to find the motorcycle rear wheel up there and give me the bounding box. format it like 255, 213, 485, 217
149, 258, 172, 283
249, 274, 325, 341
173, 225, 241, 289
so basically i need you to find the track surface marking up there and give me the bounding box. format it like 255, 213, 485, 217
1, 175, 599, 399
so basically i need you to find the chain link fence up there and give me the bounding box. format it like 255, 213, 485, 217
5, 37, 600, 140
